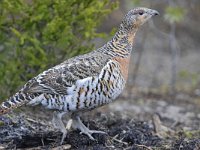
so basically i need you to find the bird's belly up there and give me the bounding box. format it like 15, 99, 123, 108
68, 61, 126, 111
70, 78, 125, 111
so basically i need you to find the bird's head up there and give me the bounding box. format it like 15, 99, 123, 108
121, 7, 159, 30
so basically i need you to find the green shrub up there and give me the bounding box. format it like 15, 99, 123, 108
0, 0, 118, 100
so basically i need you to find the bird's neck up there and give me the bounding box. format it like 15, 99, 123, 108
112, 28, 138, 50
98, 27, 138, 57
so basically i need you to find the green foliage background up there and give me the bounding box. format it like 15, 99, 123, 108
0, 0, 118, 100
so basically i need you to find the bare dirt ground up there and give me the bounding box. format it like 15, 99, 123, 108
0, 90, 200, 150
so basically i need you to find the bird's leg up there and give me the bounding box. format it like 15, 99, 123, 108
52, 111, 67, 145
66, 118, 73, 130
71, 115, 106, 140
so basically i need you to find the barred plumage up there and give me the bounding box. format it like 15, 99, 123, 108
0, 7, 159, 144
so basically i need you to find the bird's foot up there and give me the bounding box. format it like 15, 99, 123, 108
80, 129, 107, 140
72, 115, 106, 140
52, 111, 67, 145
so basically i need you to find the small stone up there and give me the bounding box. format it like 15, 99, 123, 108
0, 145, 5, 150
157, 101, 167, 107
197, 114, 200, 119
194, 89, 200, 96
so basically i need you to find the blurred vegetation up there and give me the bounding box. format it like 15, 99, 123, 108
178, 70, 199, 89
0, 0, 118, 100
164, 6, 185, 24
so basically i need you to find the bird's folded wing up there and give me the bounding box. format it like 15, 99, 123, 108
23, 53, 111, 95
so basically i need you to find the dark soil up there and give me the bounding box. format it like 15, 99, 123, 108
0, 111, 199, 150
0, 92, 200, 149
0, 113, 158, 149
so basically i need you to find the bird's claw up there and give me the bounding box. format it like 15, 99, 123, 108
79, 129, 106, 140
72, 115, 107, 140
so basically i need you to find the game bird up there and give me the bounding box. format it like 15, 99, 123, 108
0, 7, 159, 144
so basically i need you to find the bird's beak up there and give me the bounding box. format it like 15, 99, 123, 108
148, 9, 159, 16
147, 9, 159, 16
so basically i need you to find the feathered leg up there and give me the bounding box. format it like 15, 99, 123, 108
52, 111, 67, 145
71, 114, 106, 140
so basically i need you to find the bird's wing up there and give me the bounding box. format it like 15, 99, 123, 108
23, 52, 111, 95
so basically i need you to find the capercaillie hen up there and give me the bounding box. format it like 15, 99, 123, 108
0, 7, 159, 144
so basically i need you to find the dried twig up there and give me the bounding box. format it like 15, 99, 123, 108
135, 144, 153, 150
111, 134, 128, 145
26, 117, 47, 126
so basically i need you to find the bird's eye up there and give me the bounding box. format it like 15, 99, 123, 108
138, 11, 144, 15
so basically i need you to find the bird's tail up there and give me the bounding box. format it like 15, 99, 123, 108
0, 91, 28, 115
